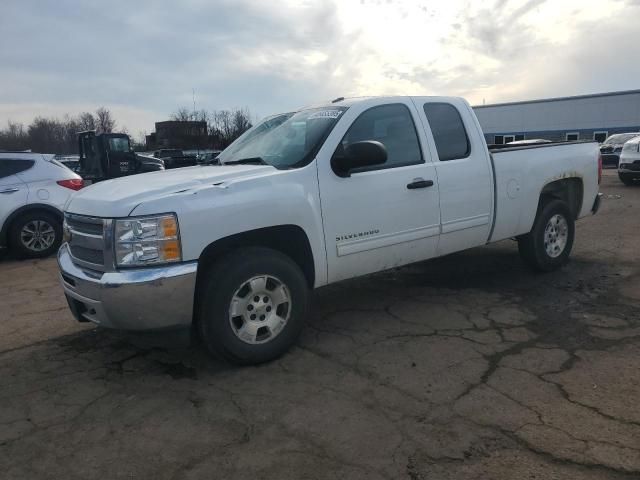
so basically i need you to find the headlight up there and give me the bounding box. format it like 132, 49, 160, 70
114, 214, 181, 267
62, 219, 71, 243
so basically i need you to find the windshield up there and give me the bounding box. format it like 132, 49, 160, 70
108, 137, 130, 152
604, 133, 640, 145
218, 107, 348, 169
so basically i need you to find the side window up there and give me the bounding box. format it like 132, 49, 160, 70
423, 103, 470, 161
339, 103, 423, 170
0, 159, 35, 179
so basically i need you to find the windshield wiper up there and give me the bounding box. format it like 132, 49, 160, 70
223, 157, 269, 166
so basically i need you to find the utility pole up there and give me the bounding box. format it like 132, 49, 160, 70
192, 88, 200, 156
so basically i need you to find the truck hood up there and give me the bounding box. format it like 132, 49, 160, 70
66, 164, 275, 217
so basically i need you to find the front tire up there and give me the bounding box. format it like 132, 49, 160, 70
197, 247, 309, 365
518, 199, 575, 272
9, 211, 62, 259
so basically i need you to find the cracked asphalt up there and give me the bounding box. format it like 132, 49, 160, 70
1, 170, 639, 479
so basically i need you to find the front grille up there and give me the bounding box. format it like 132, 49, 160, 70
67, 216, 104, 235
69, 245, 105, 265
65, 214, 107, 269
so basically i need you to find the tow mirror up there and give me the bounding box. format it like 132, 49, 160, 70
331, 140, 387, 177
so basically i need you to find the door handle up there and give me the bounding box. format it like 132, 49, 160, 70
406, 179, 434, 189
0, 187, 20, 194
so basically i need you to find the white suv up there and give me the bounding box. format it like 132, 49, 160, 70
0, 152, 83, 258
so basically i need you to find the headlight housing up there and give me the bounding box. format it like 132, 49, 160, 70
114, 214, 181, 267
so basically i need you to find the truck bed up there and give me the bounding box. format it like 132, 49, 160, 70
487, 140, 600, 243
488, 140, 595, 153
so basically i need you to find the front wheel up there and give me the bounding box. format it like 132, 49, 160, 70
518, 199, 575, 272
9, 211, 62, 259
197, 247, 309, 365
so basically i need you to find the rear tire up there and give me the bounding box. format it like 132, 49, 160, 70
618, 173, 636, 186
518, 199, 575, 272
9, 211, 62, 259
197, 247, 309, 365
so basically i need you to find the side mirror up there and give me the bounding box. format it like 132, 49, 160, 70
331, 140, 387, 177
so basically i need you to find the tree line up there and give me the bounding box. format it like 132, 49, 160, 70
0, 105, 254, 154
169, 107, 253, 149
0, 108, 117, 154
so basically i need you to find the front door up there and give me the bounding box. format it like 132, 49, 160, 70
316, 99, 441, 283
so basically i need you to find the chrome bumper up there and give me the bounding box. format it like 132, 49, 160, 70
57, 243, 198, 331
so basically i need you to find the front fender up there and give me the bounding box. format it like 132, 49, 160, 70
130, 163, 328, 286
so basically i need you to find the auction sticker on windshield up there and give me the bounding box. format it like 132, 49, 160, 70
308, 110, 343, 120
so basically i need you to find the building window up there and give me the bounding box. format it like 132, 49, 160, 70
504, 135, 515, 143
494, 135, 504, 145
514, 134, 525, 141
566, 132, 579, 141
593, 131, 608, 143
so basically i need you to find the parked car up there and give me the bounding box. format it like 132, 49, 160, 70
58, 96, 601, 365
153, 149, 198, 169
197, 151, 222, 164
618, 135, 640, 185
599, 133, 640, 167
53, 154, 81, 173
1, 152, 83, 258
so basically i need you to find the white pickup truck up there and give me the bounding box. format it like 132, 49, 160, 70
58, 96, 601, 364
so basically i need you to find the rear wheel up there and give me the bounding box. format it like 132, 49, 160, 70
9, 211, 62, 259
518, 199, 575, 272
618, 173, 636, 186
197, 247, 309, 365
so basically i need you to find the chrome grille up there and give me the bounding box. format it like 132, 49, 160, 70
65, 214, 107, 270
66, 216, 103, 236
69, 245, 104, 265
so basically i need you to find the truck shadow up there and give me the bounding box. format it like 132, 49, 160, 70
47, 240, 612, 380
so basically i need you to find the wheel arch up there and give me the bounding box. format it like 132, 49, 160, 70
0, 203, 63, 248
194, 224, 316, 301
537, 177, 584, 220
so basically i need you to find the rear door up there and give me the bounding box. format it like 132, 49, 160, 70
413, 97, 494, 255
0, 159, 31, 231
316, 98, 441, 283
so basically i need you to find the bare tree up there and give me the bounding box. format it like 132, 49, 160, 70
206, 108, 253, 148
170, 107, 192, 122
78, 112, 96, 131
0, 121, 29, 151
0, 109, 120, 154
231, 108, 252, 137
95, 107, 115, 133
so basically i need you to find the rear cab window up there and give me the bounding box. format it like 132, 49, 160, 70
423, 103, 470, 161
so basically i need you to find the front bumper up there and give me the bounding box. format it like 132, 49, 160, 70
58, 243, 198, 331
618, 162, 640, 174
601, 153, 620, 166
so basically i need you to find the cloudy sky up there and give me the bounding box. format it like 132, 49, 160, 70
2, 0, 640, 136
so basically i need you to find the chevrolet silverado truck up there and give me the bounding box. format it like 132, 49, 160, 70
58, 96, 601, 364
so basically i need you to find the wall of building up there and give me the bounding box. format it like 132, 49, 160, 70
473, 90, 640, 144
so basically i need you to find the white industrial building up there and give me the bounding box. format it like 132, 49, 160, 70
473, 89, 640, 145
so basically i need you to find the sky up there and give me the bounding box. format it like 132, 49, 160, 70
2, 0, 640, 138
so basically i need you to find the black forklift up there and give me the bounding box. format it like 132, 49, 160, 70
77, 131, 164, 183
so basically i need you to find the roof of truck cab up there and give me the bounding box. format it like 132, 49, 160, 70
301, 95, 463, 110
